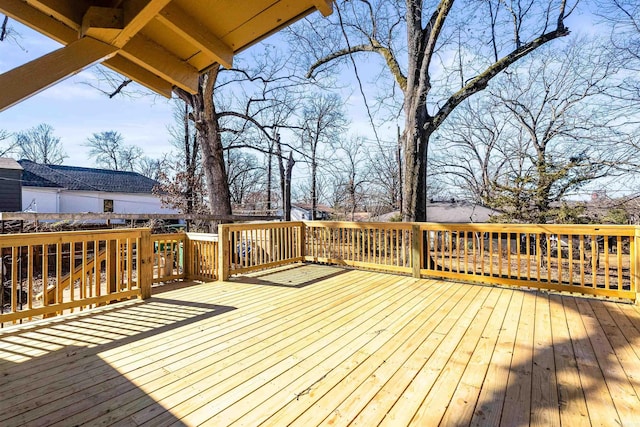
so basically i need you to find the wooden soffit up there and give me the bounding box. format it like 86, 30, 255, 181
0, 0, 333, 111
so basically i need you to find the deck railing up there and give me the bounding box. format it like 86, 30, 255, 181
3, 221, 638, 327
218, 222, 304, 277
304, 221, 413, 274
231, 221, 638, 302
152, 232, 186, 283
417, 223, 637, 300
185, 232, 218, 282
1, 228, 153, 326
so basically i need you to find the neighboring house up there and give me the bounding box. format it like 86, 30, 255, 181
16, 159, 176, 215
290, 203, 333, 221
374, 200, 500, 223
0, 158, 23, 212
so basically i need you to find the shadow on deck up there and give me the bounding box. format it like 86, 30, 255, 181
1, 264, 639, 426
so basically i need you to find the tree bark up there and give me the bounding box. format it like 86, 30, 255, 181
285, 151, 294, 221
175, 68, 232, 221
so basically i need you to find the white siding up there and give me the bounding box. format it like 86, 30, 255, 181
22, 187, 59, 212
22, 188, 177, 214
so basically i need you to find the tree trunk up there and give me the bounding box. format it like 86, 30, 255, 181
311, 157, 317, 220
285, 151, 294, 221
266, 140, 273, 214
402, 94, 430, 222
176, 68, 232, 222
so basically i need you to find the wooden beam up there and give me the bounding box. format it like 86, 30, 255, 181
1, 0, 176, 98
156, 2, 234, 69
311, 0, 333, 17
23, 0, 90, 30
103, 54, 173, 98
81, 6, 124, 41
113, 0, 172, 47
119, 34, 199, 93
0, 37, 118, 111
0, 0, 77, 44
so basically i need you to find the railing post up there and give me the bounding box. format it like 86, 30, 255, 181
412, 224, 421, 279
107, 239, 117, 295
635, 227, 640, 305
298, 222, 306, 260
218, 224, 230, 281
139, 229, 152, 299
183, 234, 191, 280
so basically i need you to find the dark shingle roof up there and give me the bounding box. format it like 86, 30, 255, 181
18, 160, 159, 194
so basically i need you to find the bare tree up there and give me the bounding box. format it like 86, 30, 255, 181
226, 150, 264, 207
366, 139, 402, 214
156, 99, 204, 215
331, 136, 368, 220
295, 0, 578, 221
136, 156, 162, 180
0, 129, 16, 157
85, 131, 142, 171
599, 0, 640, 99
434, 41, 629, 223
430, 95, 510, 205
15, 123, 67, 164
297, 92, 348, 220
0, 13, 20, 44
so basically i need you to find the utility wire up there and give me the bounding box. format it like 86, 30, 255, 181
336, 4, 382, 145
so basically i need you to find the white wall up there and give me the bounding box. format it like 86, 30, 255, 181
22, 187, 177, 214
290, 207, 309, 221
22, 187, 59, 212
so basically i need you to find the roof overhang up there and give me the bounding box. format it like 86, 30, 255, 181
0, 0, 332, 111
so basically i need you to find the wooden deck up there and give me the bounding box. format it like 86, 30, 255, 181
1, 264, 640, 426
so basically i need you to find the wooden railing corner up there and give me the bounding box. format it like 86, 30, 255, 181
218, 224, 230, 281
140, 229, 153, 299
298, 222, 306, 258
411, 224, 421, 278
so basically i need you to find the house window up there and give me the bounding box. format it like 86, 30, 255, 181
103, 199, 114, 213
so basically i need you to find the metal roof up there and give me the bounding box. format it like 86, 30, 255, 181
0, 0, 332, 111
19, 159, 160, 193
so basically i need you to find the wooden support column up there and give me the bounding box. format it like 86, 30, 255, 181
218, 224, 229, 281
183, 234, 191, 280
298, 222, 306, 261
412, 224, 422, 279
0, 36, 118, 111
107, 239, 117, 295
139, 230, 152, 299
635, 228, 640, 305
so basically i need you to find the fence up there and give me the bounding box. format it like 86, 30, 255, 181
1, 228, 152, 326
185, 232, 218, 282
304, 221, 413, 274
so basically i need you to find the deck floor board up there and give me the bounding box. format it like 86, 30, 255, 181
1, 264, 640, 426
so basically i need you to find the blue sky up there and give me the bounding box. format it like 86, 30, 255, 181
0, 5, 603, 172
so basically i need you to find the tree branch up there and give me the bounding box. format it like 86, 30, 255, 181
429, 26, 570, 132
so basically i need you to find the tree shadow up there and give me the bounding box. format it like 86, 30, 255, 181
0, 296, 235, 426
455, 292, 640, 427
